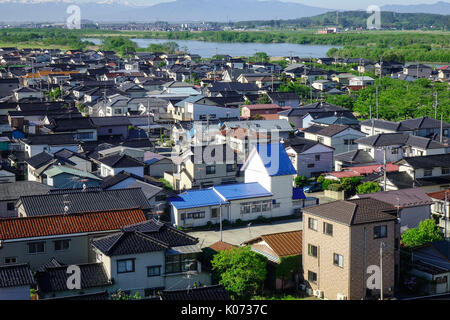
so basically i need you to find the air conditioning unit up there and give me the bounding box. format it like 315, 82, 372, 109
313, 289, 324, 298
337, 293, 347, 300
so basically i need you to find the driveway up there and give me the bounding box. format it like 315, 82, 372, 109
188, 218, 303, 248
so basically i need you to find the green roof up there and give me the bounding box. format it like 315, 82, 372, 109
45, 166, 102, 180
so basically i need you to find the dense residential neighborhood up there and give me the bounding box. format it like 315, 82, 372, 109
0, 27, 449, 303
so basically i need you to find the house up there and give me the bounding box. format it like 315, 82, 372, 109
20, 133, 79, 158
43, 165, 102, 189
92, 219, 211, 296
355, 133, 448, 164
243, 230, 302, 290
353, 188, 433, 233
0, 78, 19, 98
403, 64, 433, 79
240, 104, 286, 120
13, 87, 44, 102
164, 144, 243, 191
334, 149, 378, 171
360, 117, 450, 138
427, 189, 450, 237
220, 119, 293, 140
35, 260, 112, 300
388, 154, 450, 192
266, 92, 299, 108
144, 151, 175, 178
0, 264, 35, 300
304, 124, 366, 157
302, 198, 400, 300
312, 80, 337, 92
0, 208, 147, 270
16, 188, 151, 218
169, 143, 306, 227
348, 76, 375, 88
0, 181, 51, 218
408, 240, 450, 295
206, 82, 259, 97
44, 116, 97, 142
283, 137, 334, 178
98, 153, 146, 178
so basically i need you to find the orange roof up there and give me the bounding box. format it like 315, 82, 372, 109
209, 241, 236, 252
24, 70, 79, 78
427, 189, 450, 201
245, 230, 302, 257
0, 208, 146, 240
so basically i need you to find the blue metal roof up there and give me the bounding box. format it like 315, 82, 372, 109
168, 188, 227, 210
213, 183, 272, 201
256, 143, 297, 176
292, 188, 306, 200
175, 95, 204, 107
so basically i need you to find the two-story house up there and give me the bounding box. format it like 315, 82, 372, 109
302, 198, 399, 300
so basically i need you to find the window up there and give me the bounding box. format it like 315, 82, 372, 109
308, 271, 317, 283
424, 169, 433, 177
165, 254, 197, 274
252, 202, 262, 213
344, 139, 355, 145
54, 240, 70, 251
307, 163, 315, 168
315, 155, 321, 161
206, 166, 216, 175
114, 109, 122, 115
28, 242, 45, 254
147, 266, 161, 277
4, 257, 17, 264
333, 253, 343, 267
442, 168, 450, 175
155, 195, 166, 202
77, 132, 93, 140
226, 164, 235, 172
308, 244, 318, 257
374, 225, 387, 239
318, 137, 324, 144
241, 203, 251, 214
6, 202, 14, 211
211, 208, 219, 218
108, 128, 113, 134
261, 200, 271, 212
186, 211, 205, 219
308, 218, 318, 231
391, 148, 399, 155
117, 259, 135, 273
323, 222, 333, 236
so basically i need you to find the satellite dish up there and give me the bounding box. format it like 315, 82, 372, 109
82, 184, 87, 190
63, 205, 69, 213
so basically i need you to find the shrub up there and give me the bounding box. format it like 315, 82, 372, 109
222, 219, 231, 226
317, 176, 325, 184
327, 183, 343, 192
321, 179, 335, 191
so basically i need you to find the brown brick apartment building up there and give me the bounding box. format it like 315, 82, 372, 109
302, 198, 400, 300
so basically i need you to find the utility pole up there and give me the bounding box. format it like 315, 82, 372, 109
383, 146, 387, 191
380, 242, 384, 300
441, 113, 444, 144
445, 190, 448, 240
376, 86, 379, 119
219, 203, 223, 242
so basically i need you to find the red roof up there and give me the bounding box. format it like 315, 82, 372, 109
427, 189, 450, 201
209, 241, 236, 252
243, 104, 282, 110
0, 208, 146, 240
327, 163, 399, 178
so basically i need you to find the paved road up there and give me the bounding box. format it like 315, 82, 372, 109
188, 218, 303, 248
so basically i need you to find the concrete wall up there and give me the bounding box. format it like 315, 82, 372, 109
0, 285, 30, 300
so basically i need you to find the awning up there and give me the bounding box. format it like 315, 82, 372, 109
167, 245, 202, 255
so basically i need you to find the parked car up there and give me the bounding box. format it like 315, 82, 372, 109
303, 182, 322, 193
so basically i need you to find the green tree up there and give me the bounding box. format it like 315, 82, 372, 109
294, 175, 309, 188
401, 219, 443, 247
356, 182, 381, 194
257, 94, 272, 104
275, 255, 301, 291
211, 246, 267, 299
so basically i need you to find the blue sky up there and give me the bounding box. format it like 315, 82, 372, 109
15, 0, 449, 10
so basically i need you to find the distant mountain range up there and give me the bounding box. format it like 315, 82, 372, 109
0, 0, 448, 23
0, 0, 331, 23
381, 1, 450, 15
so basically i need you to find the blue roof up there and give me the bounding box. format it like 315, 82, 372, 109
213, 182, 272, 201
292, 188, 306, 200
168, 188, 227, 210
175, 95, 204, 107
255, 143, 297, 176
145, 158, 160, 165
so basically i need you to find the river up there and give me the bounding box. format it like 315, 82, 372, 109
83, 38, 340, 58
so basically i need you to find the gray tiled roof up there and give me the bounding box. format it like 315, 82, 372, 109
92, 219, 198, 256
36, 263, 110, 293
397, 153, 450, 169
160, 285, 230, 301
18, 188, 150, 216
0, 181, 51, 202
0, 264, 35, 288
304, 198, 397, 226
